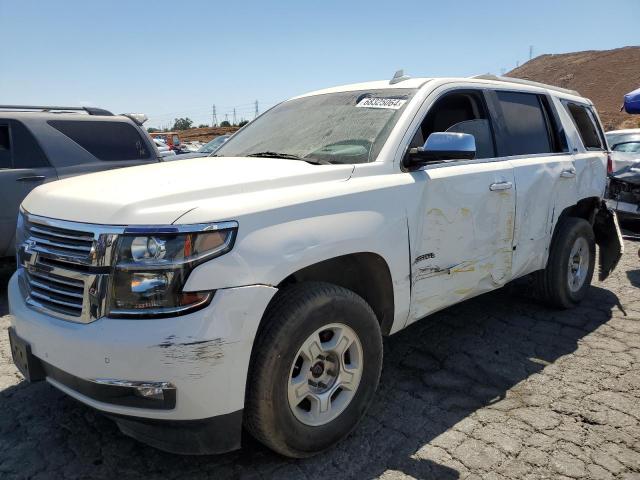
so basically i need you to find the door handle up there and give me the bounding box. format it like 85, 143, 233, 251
560, 167, 576, 178
489, 181, 513, 191
17, 175, 46, 182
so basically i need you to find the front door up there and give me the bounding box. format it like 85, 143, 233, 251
407, 89, 516, 324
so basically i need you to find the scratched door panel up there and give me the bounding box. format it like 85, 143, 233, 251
408, 160, 515, 324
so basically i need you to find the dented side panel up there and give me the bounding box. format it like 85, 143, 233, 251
407, 160, 516, 324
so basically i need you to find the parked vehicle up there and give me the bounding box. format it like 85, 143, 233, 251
149, 131, 183, 152
153, 138, 176, 158
606, 129, 640, 172
0, 105, 160, 259
9, 74, 623, 458
607, 164, 640, 220
172, 135, 231, 160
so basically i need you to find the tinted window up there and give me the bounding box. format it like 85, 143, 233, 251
0, 121, 50, 169
10, 120, 50, 168
495, 91, 552, 155
0, 125, 10, 169
48, 120, 151, 161
563, 103, 604, 150
415, 91, 496, 159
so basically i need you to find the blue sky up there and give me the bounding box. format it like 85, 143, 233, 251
1, 0, 638, 128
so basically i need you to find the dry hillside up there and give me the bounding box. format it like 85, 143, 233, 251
177, 126, 240, 143
506, 46, 640, 130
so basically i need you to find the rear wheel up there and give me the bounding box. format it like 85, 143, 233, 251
534, 217, 596, 308
244, 282, 383, 458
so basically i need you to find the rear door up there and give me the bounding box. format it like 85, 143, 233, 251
0, 120, 57, 256
560, 101, 608, 198
485, 90, 577, 279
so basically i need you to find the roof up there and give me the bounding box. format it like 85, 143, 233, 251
292, 75, 589, 102
606, 128, 640, 135
293, 78, 432, 99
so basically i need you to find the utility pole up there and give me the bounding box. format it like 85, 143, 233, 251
212, 105, 217, 127
254, 100, 259, 119
224, 113, 229, 124
529, 45, 533, 61
233, 108, 237, 126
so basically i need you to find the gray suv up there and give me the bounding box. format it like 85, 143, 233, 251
0, 106, 160, 258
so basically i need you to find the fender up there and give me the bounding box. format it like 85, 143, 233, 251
183, 200, 413, 334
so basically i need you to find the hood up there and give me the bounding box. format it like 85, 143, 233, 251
23, 157, 354, 225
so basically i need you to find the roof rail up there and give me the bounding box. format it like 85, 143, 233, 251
470, 74, 580, 97
0, 105, 113, 116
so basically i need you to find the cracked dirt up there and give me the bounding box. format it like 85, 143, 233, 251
0, 239, 638, 479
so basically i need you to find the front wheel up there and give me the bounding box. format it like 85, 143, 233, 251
244, 282, 383, 458
534, 217, 596, 308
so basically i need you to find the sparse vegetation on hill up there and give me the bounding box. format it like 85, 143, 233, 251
507, 46, 640, 130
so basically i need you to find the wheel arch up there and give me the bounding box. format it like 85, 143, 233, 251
274, 252, 396, 336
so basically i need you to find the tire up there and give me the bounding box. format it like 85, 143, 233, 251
244, 282, 383, 458
534, 217, 596, 308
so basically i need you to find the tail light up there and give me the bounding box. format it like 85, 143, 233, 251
607, 153, 613, 175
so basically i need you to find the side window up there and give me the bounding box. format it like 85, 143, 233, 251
412, 91, 496, 159
563, 102, 605, 151
494, 91, 553, 156
48, 120, 151, 161
9, 120, 51, 168
0, 124, 11, 169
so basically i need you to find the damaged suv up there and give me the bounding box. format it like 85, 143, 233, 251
8, 74, 622, 458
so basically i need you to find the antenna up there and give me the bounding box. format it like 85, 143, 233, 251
254, 100, 259, 118
529, 45, 534, 61
233, 108, 236, 125
389, 69, 410, 85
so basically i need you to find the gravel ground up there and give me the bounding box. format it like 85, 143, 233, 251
0, 239, 639, 480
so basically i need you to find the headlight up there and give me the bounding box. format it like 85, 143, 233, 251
107, 222, 237, 318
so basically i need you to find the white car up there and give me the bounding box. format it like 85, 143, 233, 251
606, 128, 640, 172
8, 74, 623, 458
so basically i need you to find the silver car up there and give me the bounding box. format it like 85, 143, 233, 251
0, 105, 161, 258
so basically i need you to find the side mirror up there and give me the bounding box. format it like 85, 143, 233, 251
406, 132, 476, 166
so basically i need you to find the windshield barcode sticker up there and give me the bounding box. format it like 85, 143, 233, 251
356, 97, 407, 110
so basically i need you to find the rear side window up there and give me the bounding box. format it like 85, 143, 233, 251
48, 120, 151, 161
10, 120, 51, 168
494, 91, 553, 156
563, 102, 605, 150
0, 120, 50, 169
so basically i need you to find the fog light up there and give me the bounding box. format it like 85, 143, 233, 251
134, 386, 165, 401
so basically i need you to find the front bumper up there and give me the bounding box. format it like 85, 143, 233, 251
8, 273, 277, 453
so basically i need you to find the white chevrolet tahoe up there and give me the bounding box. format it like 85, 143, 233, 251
8, 74, 623, 458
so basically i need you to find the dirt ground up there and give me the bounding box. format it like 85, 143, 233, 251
0, 236, 639, 479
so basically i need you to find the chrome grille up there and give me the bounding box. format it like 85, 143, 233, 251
25, 269, 84, 317
17, 212, 124, 323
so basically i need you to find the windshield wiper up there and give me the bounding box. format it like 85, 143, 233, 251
246, 151, 334, 165
246, 151, 303, 160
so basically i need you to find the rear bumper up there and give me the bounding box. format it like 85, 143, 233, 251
8, 273, 277, 453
